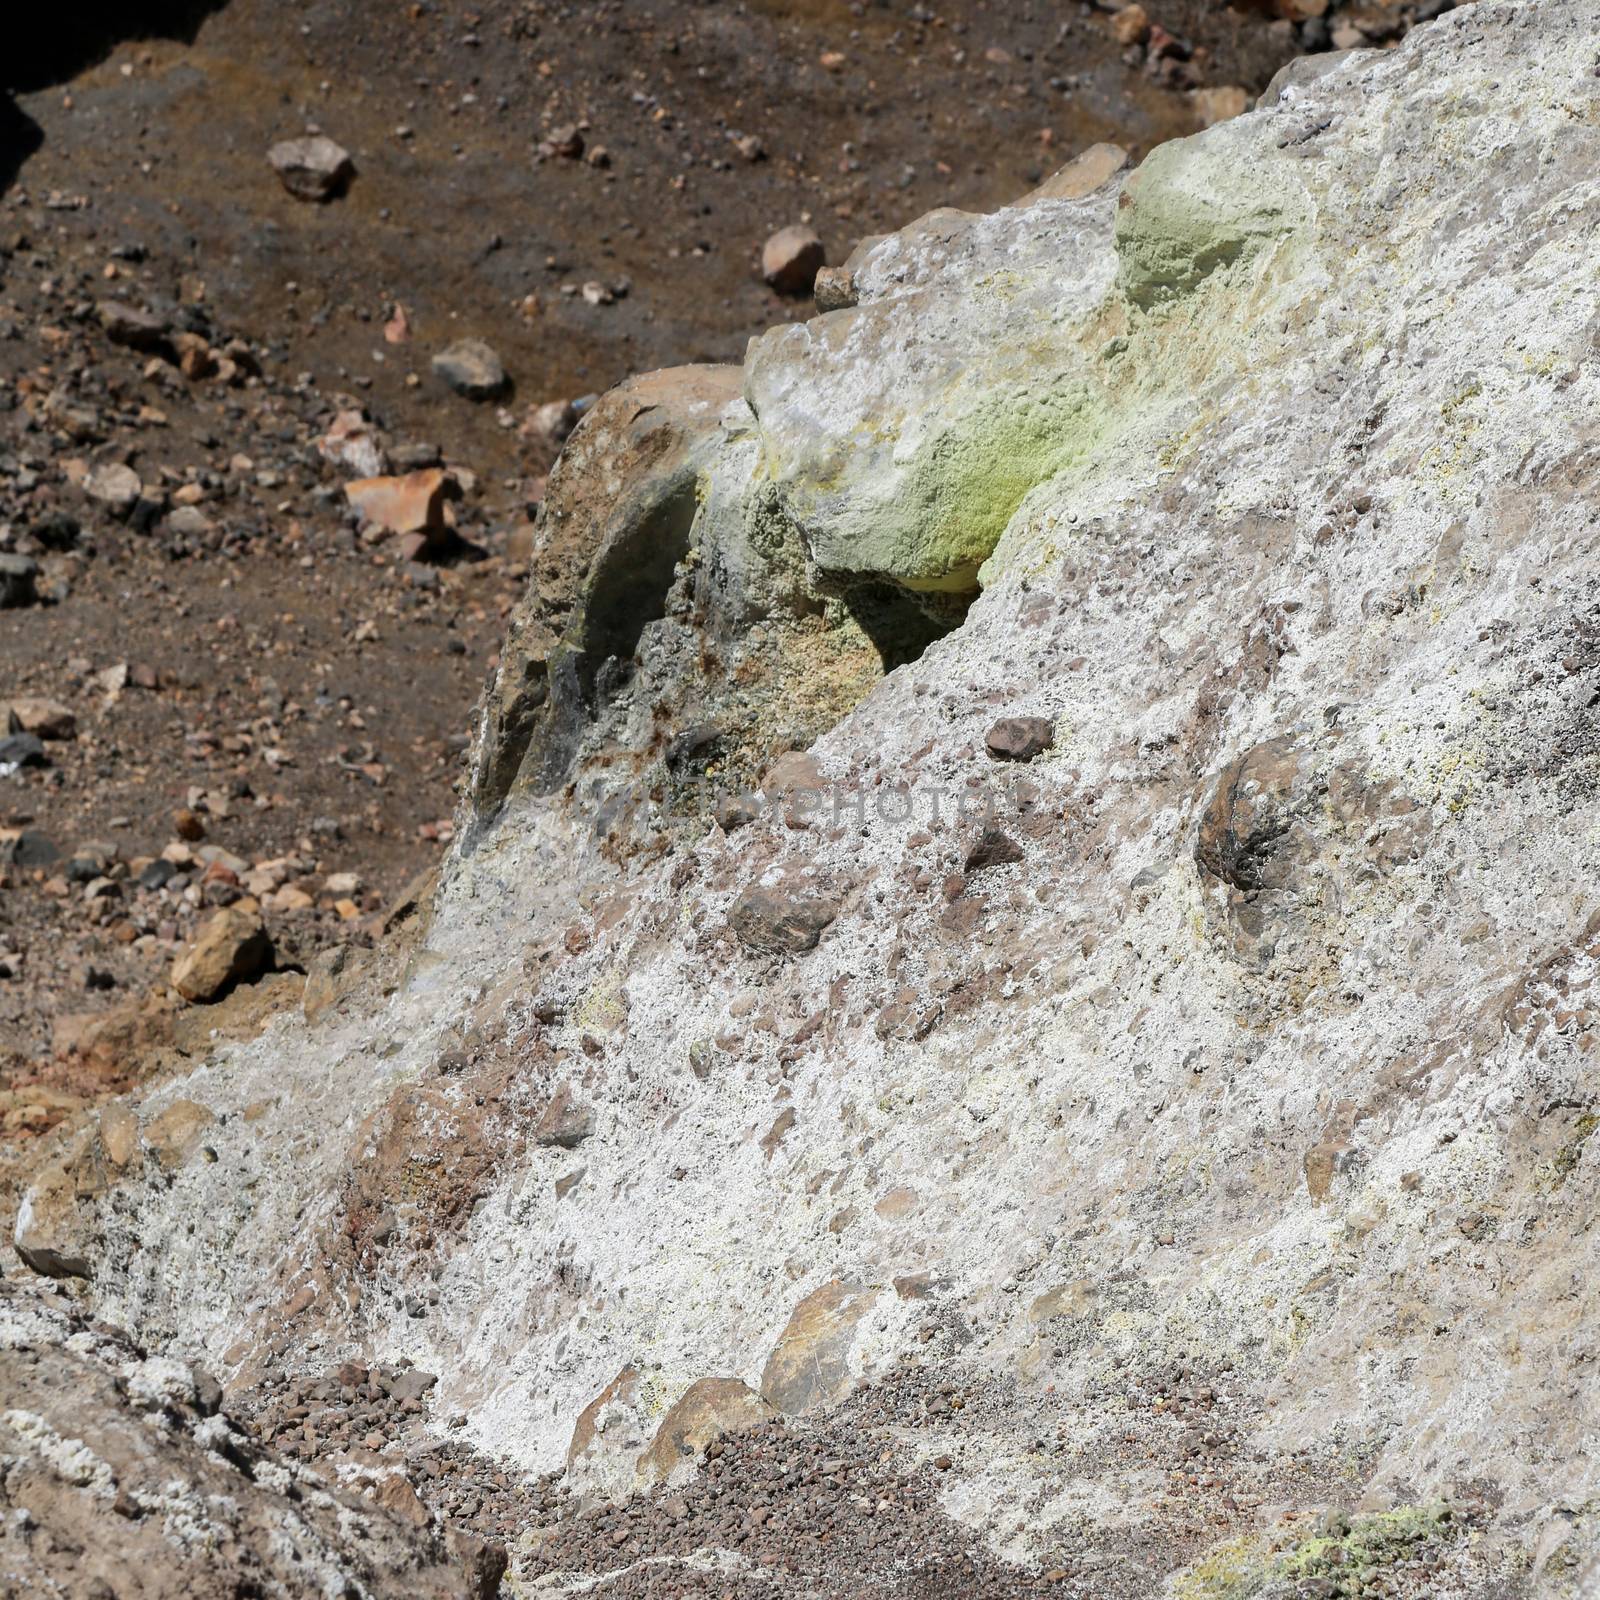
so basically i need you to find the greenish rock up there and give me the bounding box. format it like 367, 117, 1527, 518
1178, 1504, 1459, 1600
1112, 136, 1311, 310
744, 186, 1122, 601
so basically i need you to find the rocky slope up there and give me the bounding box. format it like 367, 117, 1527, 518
0, 0, 1319, 1087
9, 0, 1600, 1594
0, 1278, 504, 1599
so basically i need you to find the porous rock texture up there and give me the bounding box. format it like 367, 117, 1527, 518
12, 2, 1600, 1594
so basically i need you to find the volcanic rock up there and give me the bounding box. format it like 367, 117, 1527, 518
963, 827, 1024, 873
0, 1279, 492, 1597
762, 225, 826, 295
984, 715, 1053, 761
525, 398, 578, 445
97, 299, 170, 350
813, 265, 858, 311
268, 135, 355, 201
0, 554, 38, 608
1112, 3, 1151, 45
730, 884, 838, 957
5, 697, 74, 740
345, 469, 460, 539
760, 1281, 881, 1416
534, 1083, 595, 1149
82, 462, 142, 515
638, 1378, 773, 1486
433, 339, 509, 401
319, 409, 389, 478
170, 906, 270, 1003
0, 732, 46, 770
18, 8, 1600, 1593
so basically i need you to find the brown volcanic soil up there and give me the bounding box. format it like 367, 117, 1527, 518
5, 0, 1297, 468
0, 0, 1367, 1108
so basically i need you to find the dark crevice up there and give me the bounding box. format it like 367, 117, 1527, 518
0, 98, 42, 197
466, 464, 973, 845
845, 581, 971, 673
572, 480, 699, 710
465, 480, 701, 837
7, 3, 230, 93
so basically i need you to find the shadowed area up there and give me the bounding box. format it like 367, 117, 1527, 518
0, 96, 41, 194
3, 2, 229, 190
8, 2, 229, 93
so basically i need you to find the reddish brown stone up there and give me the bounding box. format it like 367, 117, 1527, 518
344, 470, 459, 539
984, 716, 1054, 762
